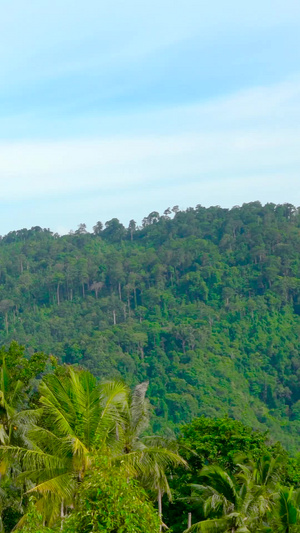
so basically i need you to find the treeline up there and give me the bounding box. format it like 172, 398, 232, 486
1, 343, 300, 533
0, 203, 299, 449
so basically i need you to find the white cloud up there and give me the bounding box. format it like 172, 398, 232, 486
0, 78, 299, 232
0, 130, 295, 200
0, 80, 299, 187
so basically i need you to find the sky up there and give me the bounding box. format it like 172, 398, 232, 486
1, 0, 300, 234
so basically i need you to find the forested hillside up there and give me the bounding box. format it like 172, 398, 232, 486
0, 202, 299, 450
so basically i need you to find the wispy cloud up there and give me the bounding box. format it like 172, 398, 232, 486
0, 2, 299, 233
0, 78, 299, 233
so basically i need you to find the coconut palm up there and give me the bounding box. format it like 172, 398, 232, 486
0, 359, 42, 531
185, 466, 253, 532
0, 358, 35, 447
261, 487, 300, 533
275, 487, 300, 532
0, 371, 185, 529
1, 371, 184, 529
0, 368, 129, 525
184, 455, 281, 533
117, 382, 187, 531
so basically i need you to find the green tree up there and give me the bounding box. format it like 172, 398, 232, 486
63, 456, 160, 533
1, 369, 129, 526
263, 487, 300, 533
185, 455, 281, 532
0, 346, 49, 532
116, 381, 186, 531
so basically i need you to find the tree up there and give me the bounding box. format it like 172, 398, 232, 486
0, 203, 300, 454
93, 221, 103, 235
18, 501, 55, 533
118, 382, 186, 531
102, 219, 126, 242
1, 369, 129, 526
2, 372, 183, 530
164, 419, 288, 533
90, 281, 104, 299
75, 224, 88, 235
263, 487, 300, 533
0, 346, 49, 531
177, 417, 282, 474
142, 211, 160, 227
185, 457, 280, 532
128, 220, 137, 241
62, 456, 160, 533
0, 300, 14, 335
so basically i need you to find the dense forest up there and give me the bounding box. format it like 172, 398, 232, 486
0, 202, 300, 453
0, 342, 300, 532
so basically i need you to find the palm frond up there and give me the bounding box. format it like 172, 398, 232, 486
277, 487, 298, 528
0, 445, 68, 472
128, 381, 150, 436
184, 517, 230, 532
27, 472, 76, 500
200, 466, 238, 506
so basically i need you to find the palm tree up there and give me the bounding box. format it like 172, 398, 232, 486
117, 382, 187, 531
0, 358, 34, 447
0, 359, 41, 531
0, 368, 129, 526
1, 372, 185, 529
262, 487, 300, 533
184, 455, 280, 533
185, 465, 253, 532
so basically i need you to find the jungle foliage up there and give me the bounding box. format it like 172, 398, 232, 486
0, 345, 299, 533
0, 203, 299, 449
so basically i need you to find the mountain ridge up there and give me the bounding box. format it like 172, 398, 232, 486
0, 201, 299, 450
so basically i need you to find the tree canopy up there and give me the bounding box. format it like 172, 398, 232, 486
0, 203, 299, 450
0, 344, 298, 532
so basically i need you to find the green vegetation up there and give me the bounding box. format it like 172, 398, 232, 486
163, 416, 300, 532
0, 203, 299, 449
0, 344, 299, 532
183, 455, 294, 533
0, 344, 183, 531
63, 458, 161, 533
0, 202, 299, 530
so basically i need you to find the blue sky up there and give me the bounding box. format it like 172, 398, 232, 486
1, 0, 300, 234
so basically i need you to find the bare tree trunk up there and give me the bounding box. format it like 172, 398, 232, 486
4, 313, 8, 335
188, 512, 192, 529
127, 298, 131, 317
158, 488, 162, 532
113, 309, 116, 325
60, 499, 64, 530
139, 343, 144, 360
57, 284, 60, 306
133, 287, 137, 308
118, 282, 122, 301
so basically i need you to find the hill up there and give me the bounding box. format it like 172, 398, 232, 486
0, 202, 299, 450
